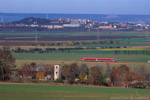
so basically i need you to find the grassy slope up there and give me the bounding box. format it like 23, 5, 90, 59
0, 84, 150, 100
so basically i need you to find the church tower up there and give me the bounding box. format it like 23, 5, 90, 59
54, 65, 61, 80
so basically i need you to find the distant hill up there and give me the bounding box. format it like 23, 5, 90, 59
12, 17, 51, 25
106, 14, 119, 19
11, 17, 65, 25
0, 13, 150, 24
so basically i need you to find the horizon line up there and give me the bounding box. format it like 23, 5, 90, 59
0, 12, 150, 16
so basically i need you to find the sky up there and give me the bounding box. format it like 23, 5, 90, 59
0, 0, 150, 15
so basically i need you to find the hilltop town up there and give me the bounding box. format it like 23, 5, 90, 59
0, 17, 150, 32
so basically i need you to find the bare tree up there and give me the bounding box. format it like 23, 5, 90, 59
138, 65, 147, 80
111, 65, 129, 86
79, 63, 89, 75
106, 63, 111, 78
68, 63, 79, 83
88, 65, 105, 85
61, 64, 70, 80
0, 50, 16, 81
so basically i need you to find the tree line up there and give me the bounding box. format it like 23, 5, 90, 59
15, 62, 150, 88
3, 47, 150, 55
115, 50, 150, 55
0, 49, 150, 88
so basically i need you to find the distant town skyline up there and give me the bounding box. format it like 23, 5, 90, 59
0, 0, 150, 15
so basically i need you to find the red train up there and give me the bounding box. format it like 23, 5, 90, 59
82, 57, 117, 62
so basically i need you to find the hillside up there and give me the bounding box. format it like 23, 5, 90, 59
1, 13, 150, 24
12, 17, 63, 25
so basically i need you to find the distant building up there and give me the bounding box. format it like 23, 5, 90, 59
54, 65, 61, 80
53, 25, 64, 29
42, 25, 53, 29
99, 26, 109, 29
31, 24, 39, 27
63, 23, 80, 28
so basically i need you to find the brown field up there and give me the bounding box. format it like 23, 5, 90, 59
0, 35, 146, 41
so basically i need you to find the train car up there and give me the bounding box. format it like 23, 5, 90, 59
82, 57, 117, 62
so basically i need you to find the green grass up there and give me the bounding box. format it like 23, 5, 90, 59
12, 52, 150, 63
0, 84, 150, 100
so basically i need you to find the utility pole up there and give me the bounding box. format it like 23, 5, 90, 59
97, 29, 100, 41
35, 29, 38, 43
1, 16, 4, 23
46, 13, 49, 19
35, 18, 38, 44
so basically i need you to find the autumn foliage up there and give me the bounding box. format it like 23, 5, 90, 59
0, 50, 16, 80
16, 62, 148, 88
111, 64, 143, 87
111, 65, 129, 86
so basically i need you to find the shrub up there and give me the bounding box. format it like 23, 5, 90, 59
55, 78, 64, 83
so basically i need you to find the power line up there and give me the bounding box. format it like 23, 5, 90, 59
35, 18, 38, 43
97, 29, 100, 41
35, 29, 38, 43
1, 16, 4, 23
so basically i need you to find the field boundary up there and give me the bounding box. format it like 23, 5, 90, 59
0, 82, 123, 89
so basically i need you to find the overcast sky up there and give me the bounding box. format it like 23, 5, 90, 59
0, 0, 150, 15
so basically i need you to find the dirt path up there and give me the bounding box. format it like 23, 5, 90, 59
0, 82, 122, 89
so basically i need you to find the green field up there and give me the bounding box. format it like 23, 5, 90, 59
1, 31, 150, 68
12, 53, 150, 63
0, 84, 150, 100
12, 51, 150, 69
1, 31, 150, 48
